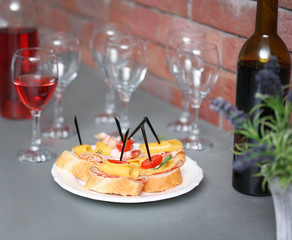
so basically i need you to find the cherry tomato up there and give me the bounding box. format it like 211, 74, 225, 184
141, 155, 163, 169
108, 159, 128, 164
116, 137, 134, 152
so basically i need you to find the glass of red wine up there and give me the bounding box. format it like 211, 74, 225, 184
11, 47, 58, 162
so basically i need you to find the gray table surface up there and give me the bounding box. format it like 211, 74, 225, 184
0, 64, 275, 240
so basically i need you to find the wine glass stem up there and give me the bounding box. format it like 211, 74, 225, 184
53, 89, 65, 129
30, 110, 42, 151
180, 91, 191, 123
104, 81, 115, 114
119, 97, 130, 133
189, 102, 201, 141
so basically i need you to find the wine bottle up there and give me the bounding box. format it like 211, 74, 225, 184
233, 0, 291, 196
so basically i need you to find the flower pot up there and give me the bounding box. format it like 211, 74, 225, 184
270, 179, 292, 240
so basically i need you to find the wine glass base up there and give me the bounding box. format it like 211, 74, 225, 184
17, 147, 56, 163
167, 120, 191, 133
42, 126, 74, 139
181, 137, 213, 151
95, 112, 116, 125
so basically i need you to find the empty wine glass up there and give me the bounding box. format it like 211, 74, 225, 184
175, 41, 219, 151
90, 23, 130, 125
103, 35, 147, 133
40, 32, 81, 139
166, 29, 206, 132
11, 47, 58, 162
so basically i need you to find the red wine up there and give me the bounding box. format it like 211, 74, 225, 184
13, 75, 57, 111
0, 27, 38, 119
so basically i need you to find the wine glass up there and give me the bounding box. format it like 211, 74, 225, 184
165, 29, 206, 132
90, 23, 130, 125
40, 32, 81, 139
103, 35, 147, 133
175, 41, 219, 151
11, 47, 58, 162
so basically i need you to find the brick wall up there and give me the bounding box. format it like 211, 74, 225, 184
36, 0, 292, 131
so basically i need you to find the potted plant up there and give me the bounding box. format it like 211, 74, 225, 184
210, 56, 292, 240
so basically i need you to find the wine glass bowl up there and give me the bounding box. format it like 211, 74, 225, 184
40, 32, 81, 139
165, 29, 206, 132
175, 41, 220, 151
11, 47, 58, 162
103, 35, 147, 133
90, 23, 130, 125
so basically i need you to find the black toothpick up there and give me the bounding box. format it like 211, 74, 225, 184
144, 117, 160, 144
128, 118, 146, 139
119, 128, 129, 161
114, 117, 124, 142
141, 125, 152, 161
74, 115, 82, 145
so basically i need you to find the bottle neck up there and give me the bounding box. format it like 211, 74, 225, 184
255, 0, 278, 35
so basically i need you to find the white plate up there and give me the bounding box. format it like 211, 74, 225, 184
51, 156, 203, 203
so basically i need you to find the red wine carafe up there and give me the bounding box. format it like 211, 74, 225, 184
0, 0, 38, 119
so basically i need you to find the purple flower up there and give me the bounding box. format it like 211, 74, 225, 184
255, 56, 284, 96
233, 145, 275, 172
210, 97, 248, 127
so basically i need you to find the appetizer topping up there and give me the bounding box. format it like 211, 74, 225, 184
110, 149, 141, 161
152, 154, 172, 169
116, 137, 134, 152
73, 144, 94, 155
108, 159, 128, 164
95, 132, 117, 148
141, 155, 163, 169
95, 142, 112, 156
98, 161, 140, 178
79, 152, 103, 163
139, 139, 183, 154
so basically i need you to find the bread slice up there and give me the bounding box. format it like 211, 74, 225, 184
55, 150, 96, 181
142, 152, 185, 192
143, 168, 182, 192
84, 174, 144, 196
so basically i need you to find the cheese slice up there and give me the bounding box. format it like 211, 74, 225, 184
98, 162, 139, 178
95, 141, 112, 156
139, 139, 183, 154
73, 144, 94, 155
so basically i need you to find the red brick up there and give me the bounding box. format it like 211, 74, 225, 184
192, 0, 256, 38
158, 14, 224, 53
158, 14, 202, 45
134, 0, 188, 17
129, 6, 160, 42
146, 41, 174, 82
140, 72, 183, 108
200, 99, 220, 127
222, 117, 234, 132
209, 70, 236, 106
111, 1, 161, 42
279, 9, 292, 51
279, 0, 292, 10
109, 1, 132, 27
222, 35, 246, 72
43, 5, 71, 32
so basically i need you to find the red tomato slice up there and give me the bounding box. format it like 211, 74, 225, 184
141, 155, 163, 169
108, 159, 128, 164
116, 138, 134, 152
